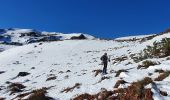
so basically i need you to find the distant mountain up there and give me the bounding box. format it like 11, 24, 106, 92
0, 28, 95, 45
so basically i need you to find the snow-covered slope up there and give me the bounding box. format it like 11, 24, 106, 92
0, 30, 170, 99
115, 34, 155, 41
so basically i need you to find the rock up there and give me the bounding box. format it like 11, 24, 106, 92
17, 72, 30, 77
0, 71, 5, 74
71, 34, 87, 40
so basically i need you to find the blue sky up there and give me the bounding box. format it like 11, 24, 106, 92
0, 0, 170, 38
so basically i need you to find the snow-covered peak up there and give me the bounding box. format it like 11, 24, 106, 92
0, 28, 95, 44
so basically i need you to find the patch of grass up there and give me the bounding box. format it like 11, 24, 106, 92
114, 80, 128, 88
115, 69, 128, 77
144, 38, 170, 59
113, 88, 126, 94
0, 97, 5, 100
154, 71, 170, 81
154, 69, 165, 73
73, 93, 95, 100
137, 60, 158, 69
112, 56, 128, 63
96, 89, 114, 100
8, 83, 26, 95
74, 77, 153, 100
61, 83, 81, 93
74, 89, 114, 100
118, 77, 153, 100
97, 76, 111, 83
92, 69, 102, 77
14, 87, 53, 100
28, 88, 52, 100
132, 38, 170, 62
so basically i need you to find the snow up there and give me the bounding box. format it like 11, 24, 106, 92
0, 28, 95, 45
0, 30, 170, 99
115, 34, 155, 40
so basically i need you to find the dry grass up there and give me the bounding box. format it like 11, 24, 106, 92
154, 69, 165, 73
115, 77, 153, 100
92, 69, 102, 77
73, 93, 95, 100
73, 89, 114, 100
154, 71, 170, 81
115, 69, 128, 77
98, 76, 111, 83
74, 77, 153, 100
114, 80, 127, 88
14, 87, 53, 100
28, 88, 51, 100
112, 56, 128, 63
61, 83, 81, 93
8, 83, 26, 95
0, 98, 5, 100
137, 60, 158, 69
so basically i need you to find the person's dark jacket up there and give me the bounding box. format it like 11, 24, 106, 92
100, 55, 109, 63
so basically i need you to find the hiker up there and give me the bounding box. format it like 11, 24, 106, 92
100, 53, 110, 74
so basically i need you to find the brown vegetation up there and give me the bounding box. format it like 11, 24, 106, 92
61, 83, 81, 93
144, 38, 170, 58
0, 98, 5, 100
92, 69, 102, 77
98, 76, 111, 83
8, 83, 26, 95
28, 88, 53, 100
114, 80, 127, 88
115, 69, 128, 77
154, 69, 165, 73
154, 71, 170, 81
73, 93, 95, 100
137, 60, 158, 69
14, 87, 53, 100
73, 77, 153, 100
112, 56, 128, 64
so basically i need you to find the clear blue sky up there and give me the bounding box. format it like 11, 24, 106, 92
0, 0, 170, 38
